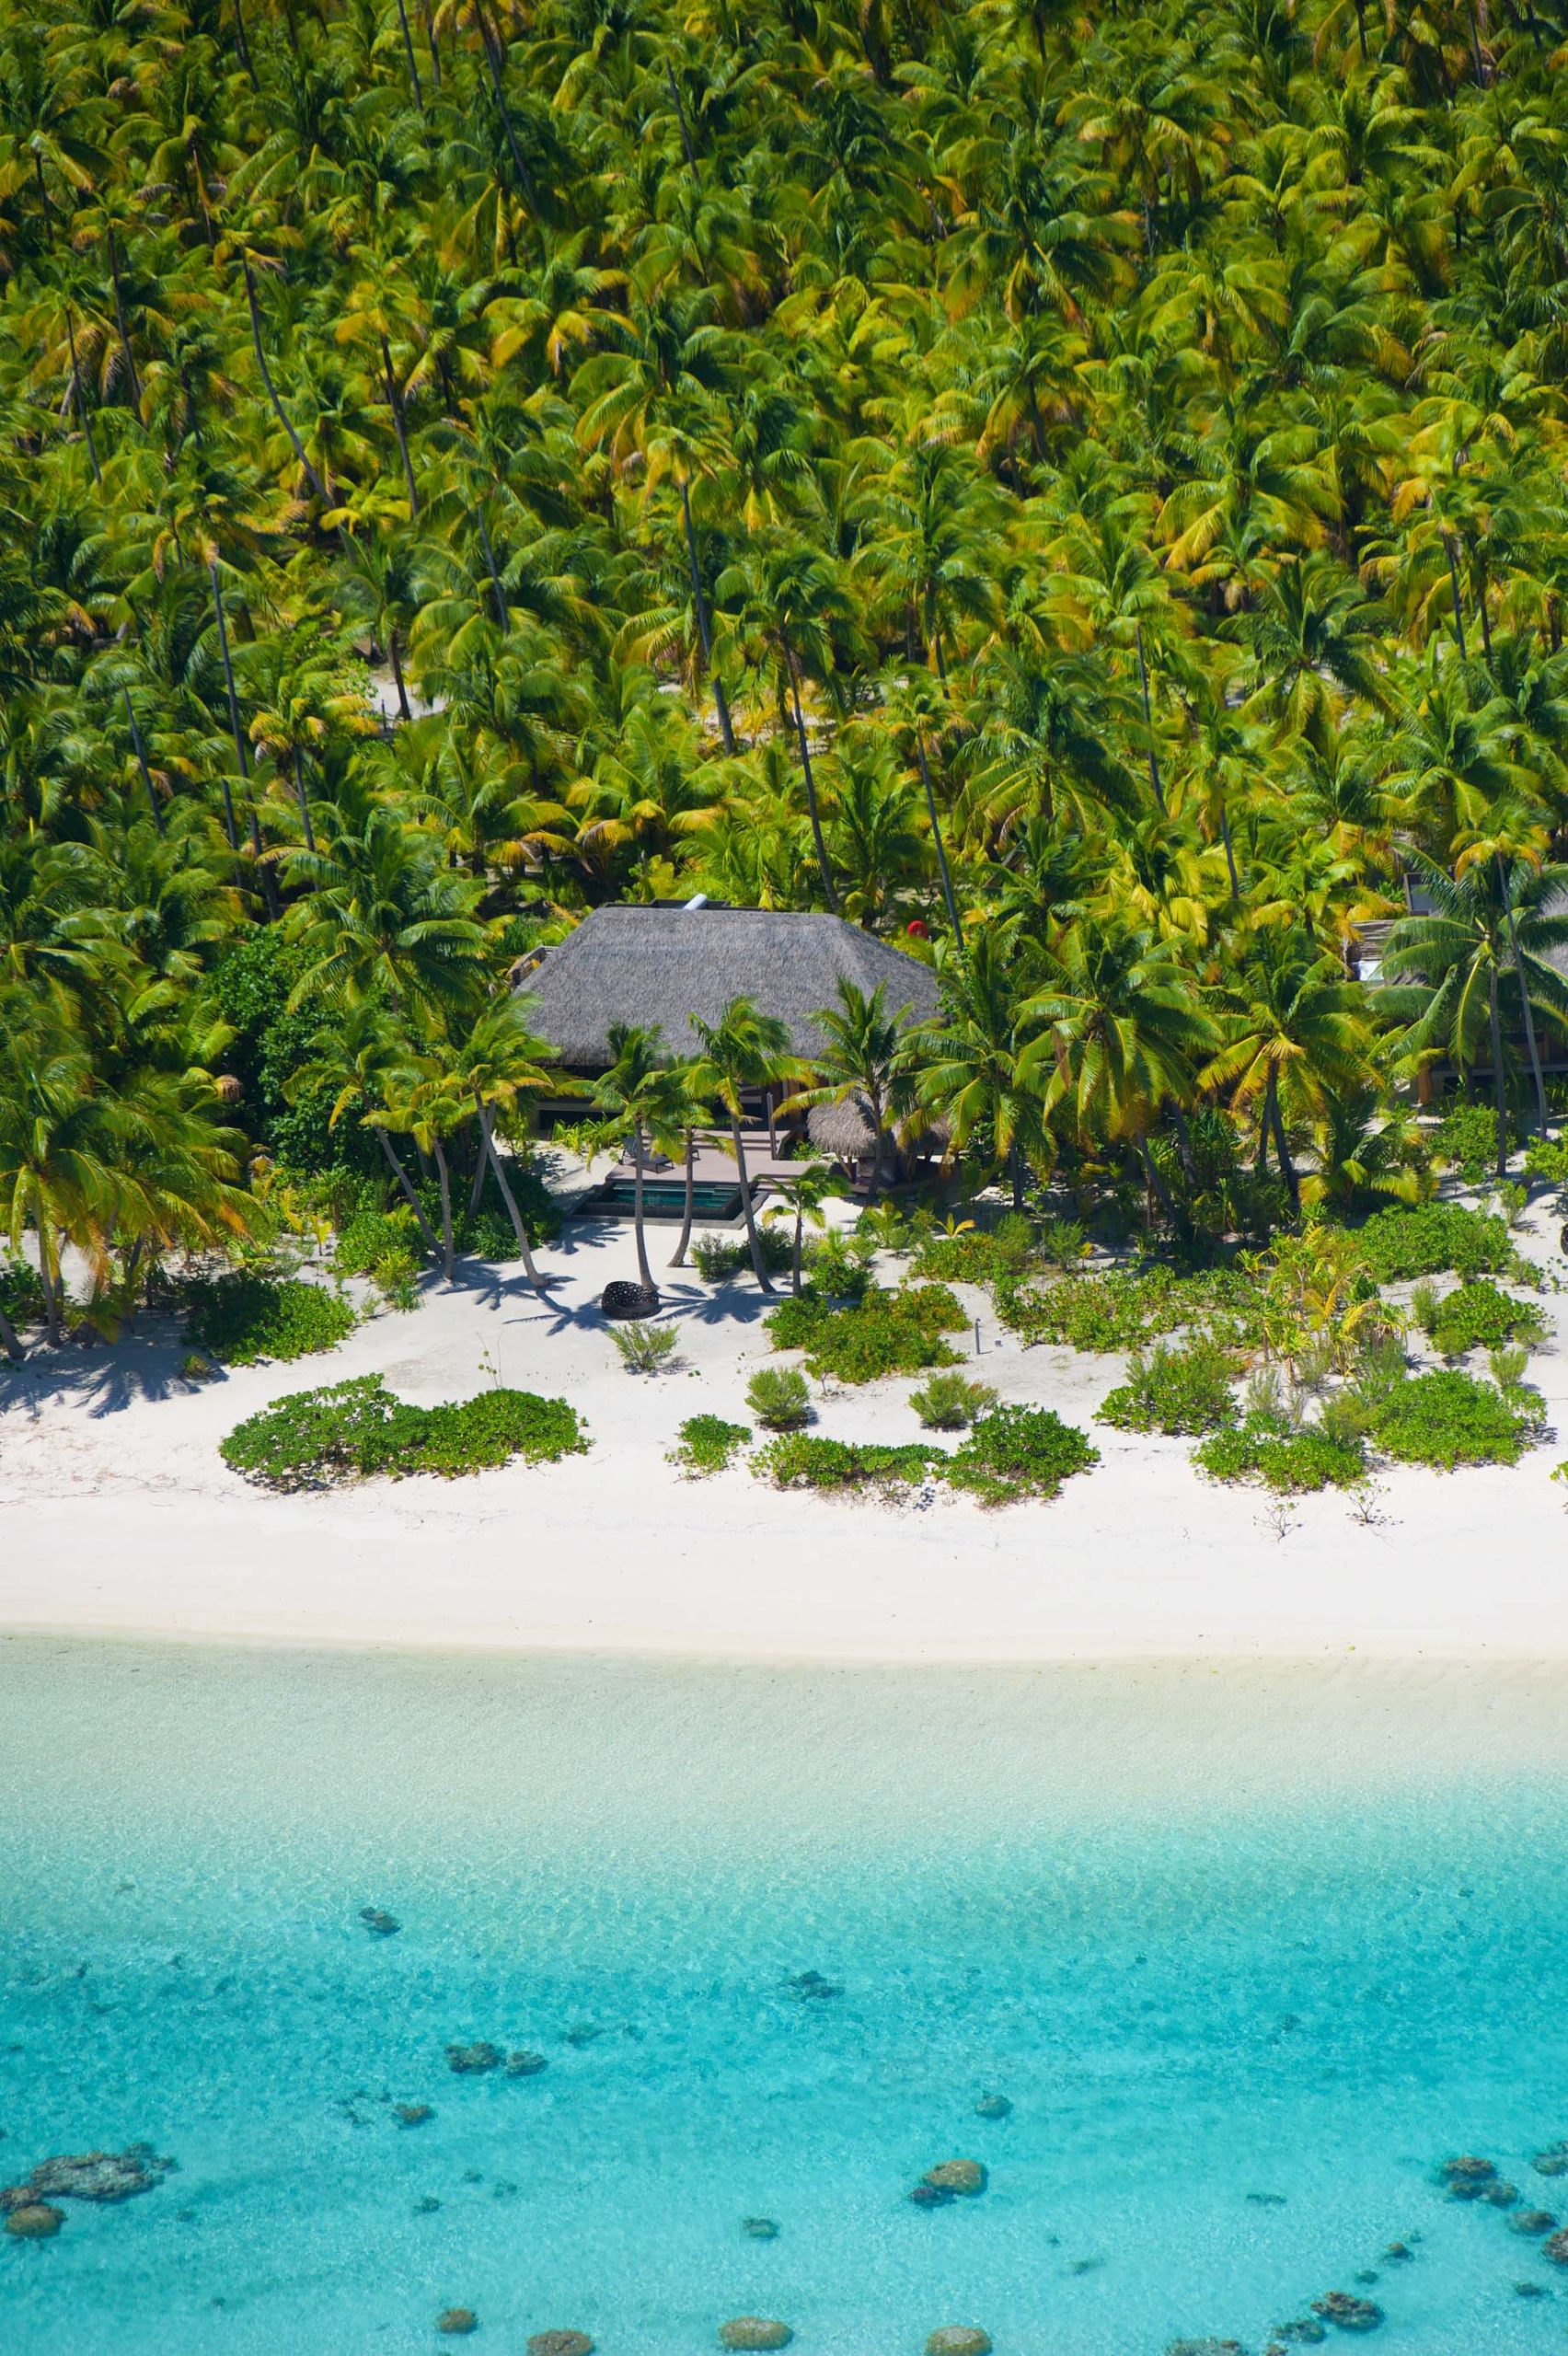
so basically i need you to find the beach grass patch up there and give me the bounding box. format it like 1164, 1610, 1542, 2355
181, 1271, 356, 1366
746, 1366, 813, 1428
1097, 1336, 1240, 1436
222, 1374, 587, 1490
692, 1226, 792, 1284
668, 1414, 750, 1476
995, 1265, 1262, 1354
909, 1371, 997, 1429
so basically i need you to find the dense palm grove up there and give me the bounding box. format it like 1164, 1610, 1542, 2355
6, 0, 1568, 1349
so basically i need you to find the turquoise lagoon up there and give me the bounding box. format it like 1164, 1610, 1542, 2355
3, 1640, 1568, 2352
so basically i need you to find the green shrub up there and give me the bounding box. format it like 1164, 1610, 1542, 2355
668, 1415, 750, 1476
801, 1228, 874, 1301
746, 1365, 813, 1428
181, 1273, 357, 1366
179, 1351, 219, 1381
912, 1214, 1039, 1285
1428, 1279, 1544, 1358
692, 1225, 792, 1283
766, 1283, 965, 1382
371, 1248, 422, 1312
909, 1371, 998, 1429
335, 1204, 424, 1276
1368, 1369, 1535, 1469
1097, 1336, 1239, 1435
221, 1375, 587, 1490
995, 1264, 1262, 1354
1194, 1412, 1366, 1493
944, 1404, 1100, 1505
1357, 1202, 1517, 1283
1433, 1100, 1498, 1184
610, 1321, 680, 1373
1523, 1136, 1568, 1188
755, 1433, 942, 1493
0, 1257, 45, 1329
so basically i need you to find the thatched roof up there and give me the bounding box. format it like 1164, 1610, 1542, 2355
807, 1098, 951, 1161
517, 905, 940, 1069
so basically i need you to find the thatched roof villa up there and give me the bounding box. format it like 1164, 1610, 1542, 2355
515, 904, 940, 1074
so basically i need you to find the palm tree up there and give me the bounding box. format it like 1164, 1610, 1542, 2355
285, 999, 444, 1262
285, 794, 490, 1017
686, 997, 806, 1292
1202, 929, 1373, 1211
904, 924, 1047, 1212
454, 995, 582, 1288
763, 1158, 847, 1294
777, 978, 911, 1196
588, 1021, 677, 1296
1380, 851, 1568, 1175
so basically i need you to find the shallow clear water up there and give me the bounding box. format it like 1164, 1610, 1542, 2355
2, 1642, 1567, 2353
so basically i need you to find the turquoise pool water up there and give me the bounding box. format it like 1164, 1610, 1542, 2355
3, 1642, 1567, 2353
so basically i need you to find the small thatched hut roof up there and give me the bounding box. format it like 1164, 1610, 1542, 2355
807, 1098, 951, 1163
516, 904, 940, 1070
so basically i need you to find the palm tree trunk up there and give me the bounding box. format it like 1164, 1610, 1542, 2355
380, 335, 419, 517
105, 227, 142, 408
1502, 878, 1548, 1138
474, 1, 537, 209
65, 309, 101, 483
206, 559, 244, 853
375, 1126, 441, 1257
0, 1298, 24, 1362
679, 478, 735, 755
665, 57, 698, 170
1445, 537, 1469, 662
631, 1121, 655, 1293
1139, 1138, 1178, 1226
1009, 1138, 1025, 1212
36, 1218, 64, 1346
788, 653, 838, 913
732, 1112, 773, 1291
915, 727, 963, 944
121, 687, 164, 835
476, 1097, 549, 1288
241, 260, 328, 502
432, 1135, 455, 1281
791, 1205, 804, 1294
476, 505, 508, 628
1267, 1074, 1299, 1212
1489, 968, 1508, 1176
391, 0, 426, 107
290, 752, 316, 852
670, 1129, 697, 1265
1135, 624, 1164, 812
388, 626, 414, 722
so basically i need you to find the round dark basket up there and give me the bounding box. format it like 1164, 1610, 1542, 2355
601, 1279, 661, 1320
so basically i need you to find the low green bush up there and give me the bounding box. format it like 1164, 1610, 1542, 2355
0, 1257, 45, 1329
1097, 1336, 1239, 1436
995, 1264, 1262, 1354
802, 1229, 874, 1300
943, 1404, 1100, 1505
746, 1365, 813, 1428
667, 1415, 750, 1476
1523, 1136, 1568, 1188
1428, 1279, 1545, 1358
909, 1371, 998, 1429
1368, 1369, 1535, 1469
1194, 1412, 1366, 1493
692, 1225, 793, 1283
911, 1214, 1039, 1285
754, 1433, 942, 1493
181, 1272, 357, 1366
1356, 1202, 1518, 1283
221, 1374, 588, 1490
1433, 1100, 1499, 1184
766, 1283, 966, 1382
334, 1204, 424, 1276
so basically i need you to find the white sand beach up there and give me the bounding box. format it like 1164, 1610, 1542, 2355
4, 1194, 1567, 1667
